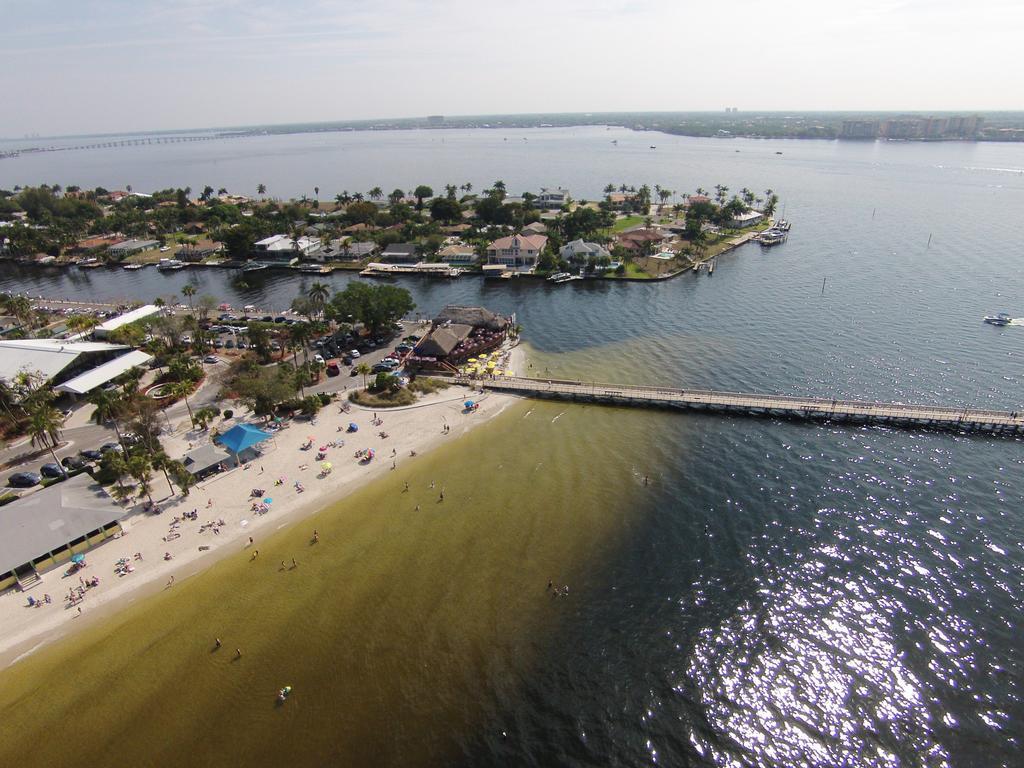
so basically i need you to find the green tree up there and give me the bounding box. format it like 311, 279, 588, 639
307, 282, 331, 319
127, 454, 155, 506
354, 362, 372, 389
430, 196, 462, 223
257, 183, 267, 198
171, 381, 196, 427
88, 387, 128, 449
327, 282, 415, 336
368, 187, 383, 201
26, 399, 66, 476
413, 185, 433, 210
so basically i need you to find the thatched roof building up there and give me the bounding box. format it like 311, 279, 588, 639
432, 305, 508, 332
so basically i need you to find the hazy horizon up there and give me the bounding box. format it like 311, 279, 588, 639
2, 0, 1022, 137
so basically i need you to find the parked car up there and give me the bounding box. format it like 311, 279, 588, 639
313, 354, 325, 365
225, 339, 236, 349
62, 455, 88, 470
261, 316, 274, 323
79, 449, 103, 461
212, 339, 223, 349
204, 355, 220, 364
274, 316, 287, 323
349, 350, 360, 358
342, 355, 353, 366
40, 463, 66, 478
100, 442, 123, 454
8, 472, 41, 488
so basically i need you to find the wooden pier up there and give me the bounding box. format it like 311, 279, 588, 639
456, 376, 1024, 435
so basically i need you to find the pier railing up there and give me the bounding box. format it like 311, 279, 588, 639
450, 375, 1023, 434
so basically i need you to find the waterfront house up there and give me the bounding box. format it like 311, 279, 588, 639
521, 221, 548, 235
485, 233, 547, 272
535, 187, 570, 209
317, 239, 377, 262
615, 227, 671, 255
253, 234, 320, 262
380, 242, 419, 264
560, 238, 611, 265
71, 234, 122, 254
176, 239, 223, 262
438, 244, 479, 265
108, 239, 160, 258
729, 210, 764, 229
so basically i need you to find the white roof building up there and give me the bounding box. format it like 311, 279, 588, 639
0, 339, 150, 394
93, 304, 161, 339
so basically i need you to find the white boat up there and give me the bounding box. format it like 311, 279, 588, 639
547, 272, 571, 282
758, 229, 788, 247
77, 257, 102, 269
122, 263, 144, 270
983, 313, 1012, 326
241, 262, 268, 273
157, 258, 186, 271
776, 219, 792, 231
298, 264, 331, 274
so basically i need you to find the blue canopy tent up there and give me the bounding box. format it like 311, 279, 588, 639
216, 423, 274, 467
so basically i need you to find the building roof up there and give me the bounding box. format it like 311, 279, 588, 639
109, 239, 159, 252
217, 423, 273, 454
0, 474, 124, 576
0, 339, 130, 383
55, 350, 153, 395
416, 324, 473, 357
381, 242, 418, 256
560, 239, 608, 256
94, 304, 161, 335
438, 245, 476, 257
521, 222, 548, 234
488, 234, 547, 251
182, 443, 231, 475
433, 305, 508, 331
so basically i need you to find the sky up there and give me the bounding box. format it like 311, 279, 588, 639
1, 0, 1021, 137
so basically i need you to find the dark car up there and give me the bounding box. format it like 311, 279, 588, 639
261, 316, 274, 323
79, 449, 103, 461
274, 316, 287, 323
342, 355, 353, 366
62, 455, 88, 470
39, 463, 66, 479
100, 442, 123, 454
8, 472, 41, 488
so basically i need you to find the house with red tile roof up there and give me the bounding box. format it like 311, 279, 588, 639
485, 233, 548, 272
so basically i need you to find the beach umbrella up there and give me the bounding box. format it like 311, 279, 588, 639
264, 497, 273, 504
348, 423, 358, 431
468, 357, 478, 362
465, 400, 475, 408
321, 462, 332, 470
504, 370, 514, 376
71, 554, 86, 564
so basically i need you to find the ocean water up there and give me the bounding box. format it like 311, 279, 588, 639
1, 130, 1023, 766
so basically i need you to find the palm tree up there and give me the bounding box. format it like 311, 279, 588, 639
355, 362, 372, 388
369, 187, 383, 201
461, 182, 472, 194
182, 285, 197, 318
603, 183, 615, 200
26, 399, 65, 475
314, 186, 320, 200
171, 381, 196, 427
127, 454, 155, 506
257, 183, 267, 198
307, 282, 331, 319
89, 388, 127, 449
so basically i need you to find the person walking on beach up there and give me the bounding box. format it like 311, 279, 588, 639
236, 648, 242, 658
313, 530, 319, 543
247, 536, 253, 547
439, 487, 445, 502
167, 575, 175, 587
292, 558, 298, 568
403, 482, 409, 492
251, 550, 259, 560
215, 638, 222, 649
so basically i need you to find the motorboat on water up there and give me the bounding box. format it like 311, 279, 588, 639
241, 262, 268, 273
277, 686, 292, 703
157, 258, 186, 271
122, 263, 144, 270
776, 219, 792, 231
77, 258, 102, 269
758, 229, 788, 247
547, 272, 571, 282
983, 313, 1012, 326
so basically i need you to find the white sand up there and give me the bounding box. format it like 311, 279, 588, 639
0, 344, 525, 668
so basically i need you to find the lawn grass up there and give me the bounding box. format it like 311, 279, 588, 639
611, 215, 645, 233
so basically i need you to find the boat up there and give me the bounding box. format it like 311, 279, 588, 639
298, 264, 331, 274
277, 686, 292, 703
983, 313, 1012, 326
157, 258, 186, 271
758, 229, 788, 247
77, 258, 102, 269
776, 219, 792, 231
547, 272, 571, 282
241, 262, 268, 273
122, 263, 144, 270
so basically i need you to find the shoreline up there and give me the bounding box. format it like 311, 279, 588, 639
0, 353, 524, 669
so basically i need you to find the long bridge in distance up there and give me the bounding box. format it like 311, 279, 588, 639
457, 376, 1024, 436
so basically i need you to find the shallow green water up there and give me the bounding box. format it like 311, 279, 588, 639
0, 376, 671, 767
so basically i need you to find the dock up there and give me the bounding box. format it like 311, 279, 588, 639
456, 376, 1023, 435
360, 262, 464, 278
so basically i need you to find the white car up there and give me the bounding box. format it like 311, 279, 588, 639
159, 246, 170, 252
314, 354, 325, 365
349, 350, 360, 358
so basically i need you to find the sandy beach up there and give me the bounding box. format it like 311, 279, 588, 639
0, 351, 522, 668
